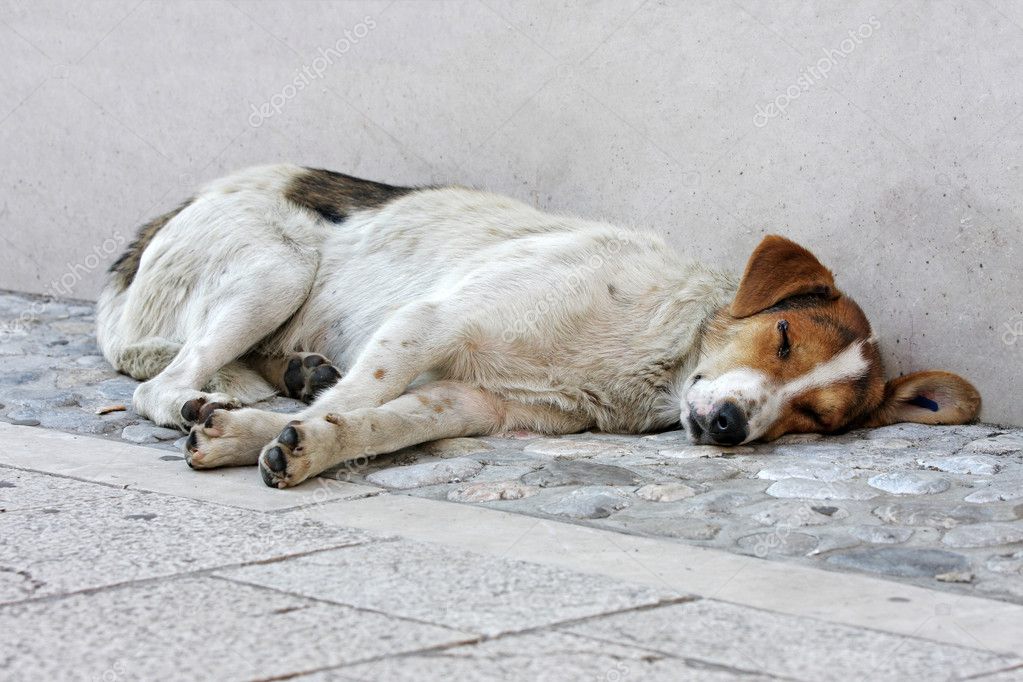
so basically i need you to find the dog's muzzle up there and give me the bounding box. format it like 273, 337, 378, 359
687, 401, 748, 446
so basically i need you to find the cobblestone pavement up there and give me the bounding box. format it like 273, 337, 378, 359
2, 291, 1022, 606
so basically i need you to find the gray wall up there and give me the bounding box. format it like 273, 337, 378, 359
1, 1, 1021, 425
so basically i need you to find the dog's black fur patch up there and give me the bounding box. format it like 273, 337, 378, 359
284, 167, 413, 223
109, 198, 194, 290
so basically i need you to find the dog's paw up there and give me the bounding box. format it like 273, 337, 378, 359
184, 407, 290, 469
259, 421, 310, 488
180, 394, 241, 427
283, 353, 342, 403
259, 415, 352, 488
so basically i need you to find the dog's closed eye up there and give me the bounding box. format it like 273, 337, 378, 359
777, 319, 791, 359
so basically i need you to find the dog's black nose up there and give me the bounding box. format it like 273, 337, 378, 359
707, 402, 748, 446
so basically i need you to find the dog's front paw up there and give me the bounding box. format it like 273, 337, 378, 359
259, 415, 351, 488
185, 407, 290, 469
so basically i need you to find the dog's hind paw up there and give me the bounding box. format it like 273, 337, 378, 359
283, 353, 342, 403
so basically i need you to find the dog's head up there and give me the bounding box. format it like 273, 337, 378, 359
682, 235, 980, 445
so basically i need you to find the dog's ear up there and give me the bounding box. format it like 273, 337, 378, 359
861, 371, 981, 427
730, 235, 839, 318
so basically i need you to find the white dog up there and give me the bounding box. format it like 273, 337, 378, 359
96, 165, 980, 488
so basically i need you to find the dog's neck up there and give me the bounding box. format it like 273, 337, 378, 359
651, 263, 738, 354
639, 263, 738, 430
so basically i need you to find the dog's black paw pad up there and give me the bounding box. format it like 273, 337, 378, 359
197, 401, 234, 424
181, 398, 205, 424
260, 462, 277, 486
282, 354, 342, 403
260, 421, 313, 488
265, 446, 288, 473
284, 358, 305, 398
308, 365, 341, 393
303, 354, 327, 368
278, 425, 299, 448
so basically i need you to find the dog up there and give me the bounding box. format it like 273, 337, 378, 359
96, 165, 981, 488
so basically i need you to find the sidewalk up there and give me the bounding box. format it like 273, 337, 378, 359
1, 424, 1022, 681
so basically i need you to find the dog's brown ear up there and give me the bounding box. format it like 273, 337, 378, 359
861, 371, 981, 427
730, 235, 839, 318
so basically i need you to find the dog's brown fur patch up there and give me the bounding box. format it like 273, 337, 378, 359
284, 167, 413, 223
109, 198, 193, 290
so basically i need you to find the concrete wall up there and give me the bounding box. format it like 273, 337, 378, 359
1, 1, 1020, 425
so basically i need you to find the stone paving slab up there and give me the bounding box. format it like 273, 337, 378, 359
297, 492, 1023, 656
562, 600, 1021, 682
0, 466, 122, 512
321, 631, 776, 681
0, 469, 375, 602
0, 575, 474, 681
0, 421, 382, 511
2, 291, 1023, 605
220, 539, 686, 637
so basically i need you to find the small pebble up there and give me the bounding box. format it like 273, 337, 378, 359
636, 482, 698, 502
447, 481, 537, 502
935, 571, 974, 583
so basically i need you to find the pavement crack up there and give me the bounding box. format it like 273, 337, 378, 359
0, 539, 388, 609
265, 487, 389, 516
959, 661, 1023, 680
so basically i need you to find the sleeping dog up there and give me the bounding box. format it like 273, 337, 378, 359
96, 165, 980, 488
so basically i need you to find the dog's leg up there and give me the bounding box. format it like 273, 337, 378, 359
133, 271, 317, 429
185, 301, 441, 469
120, 337, 283, 407
183, 352, 344, 469
133, 336, 273, 431
301, 300, 447, 414
247, 352, 343, 404
257, 381, 592, 488
120, 338, 281, 430
116, 337, 183, 380
256, 381, 504, 488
